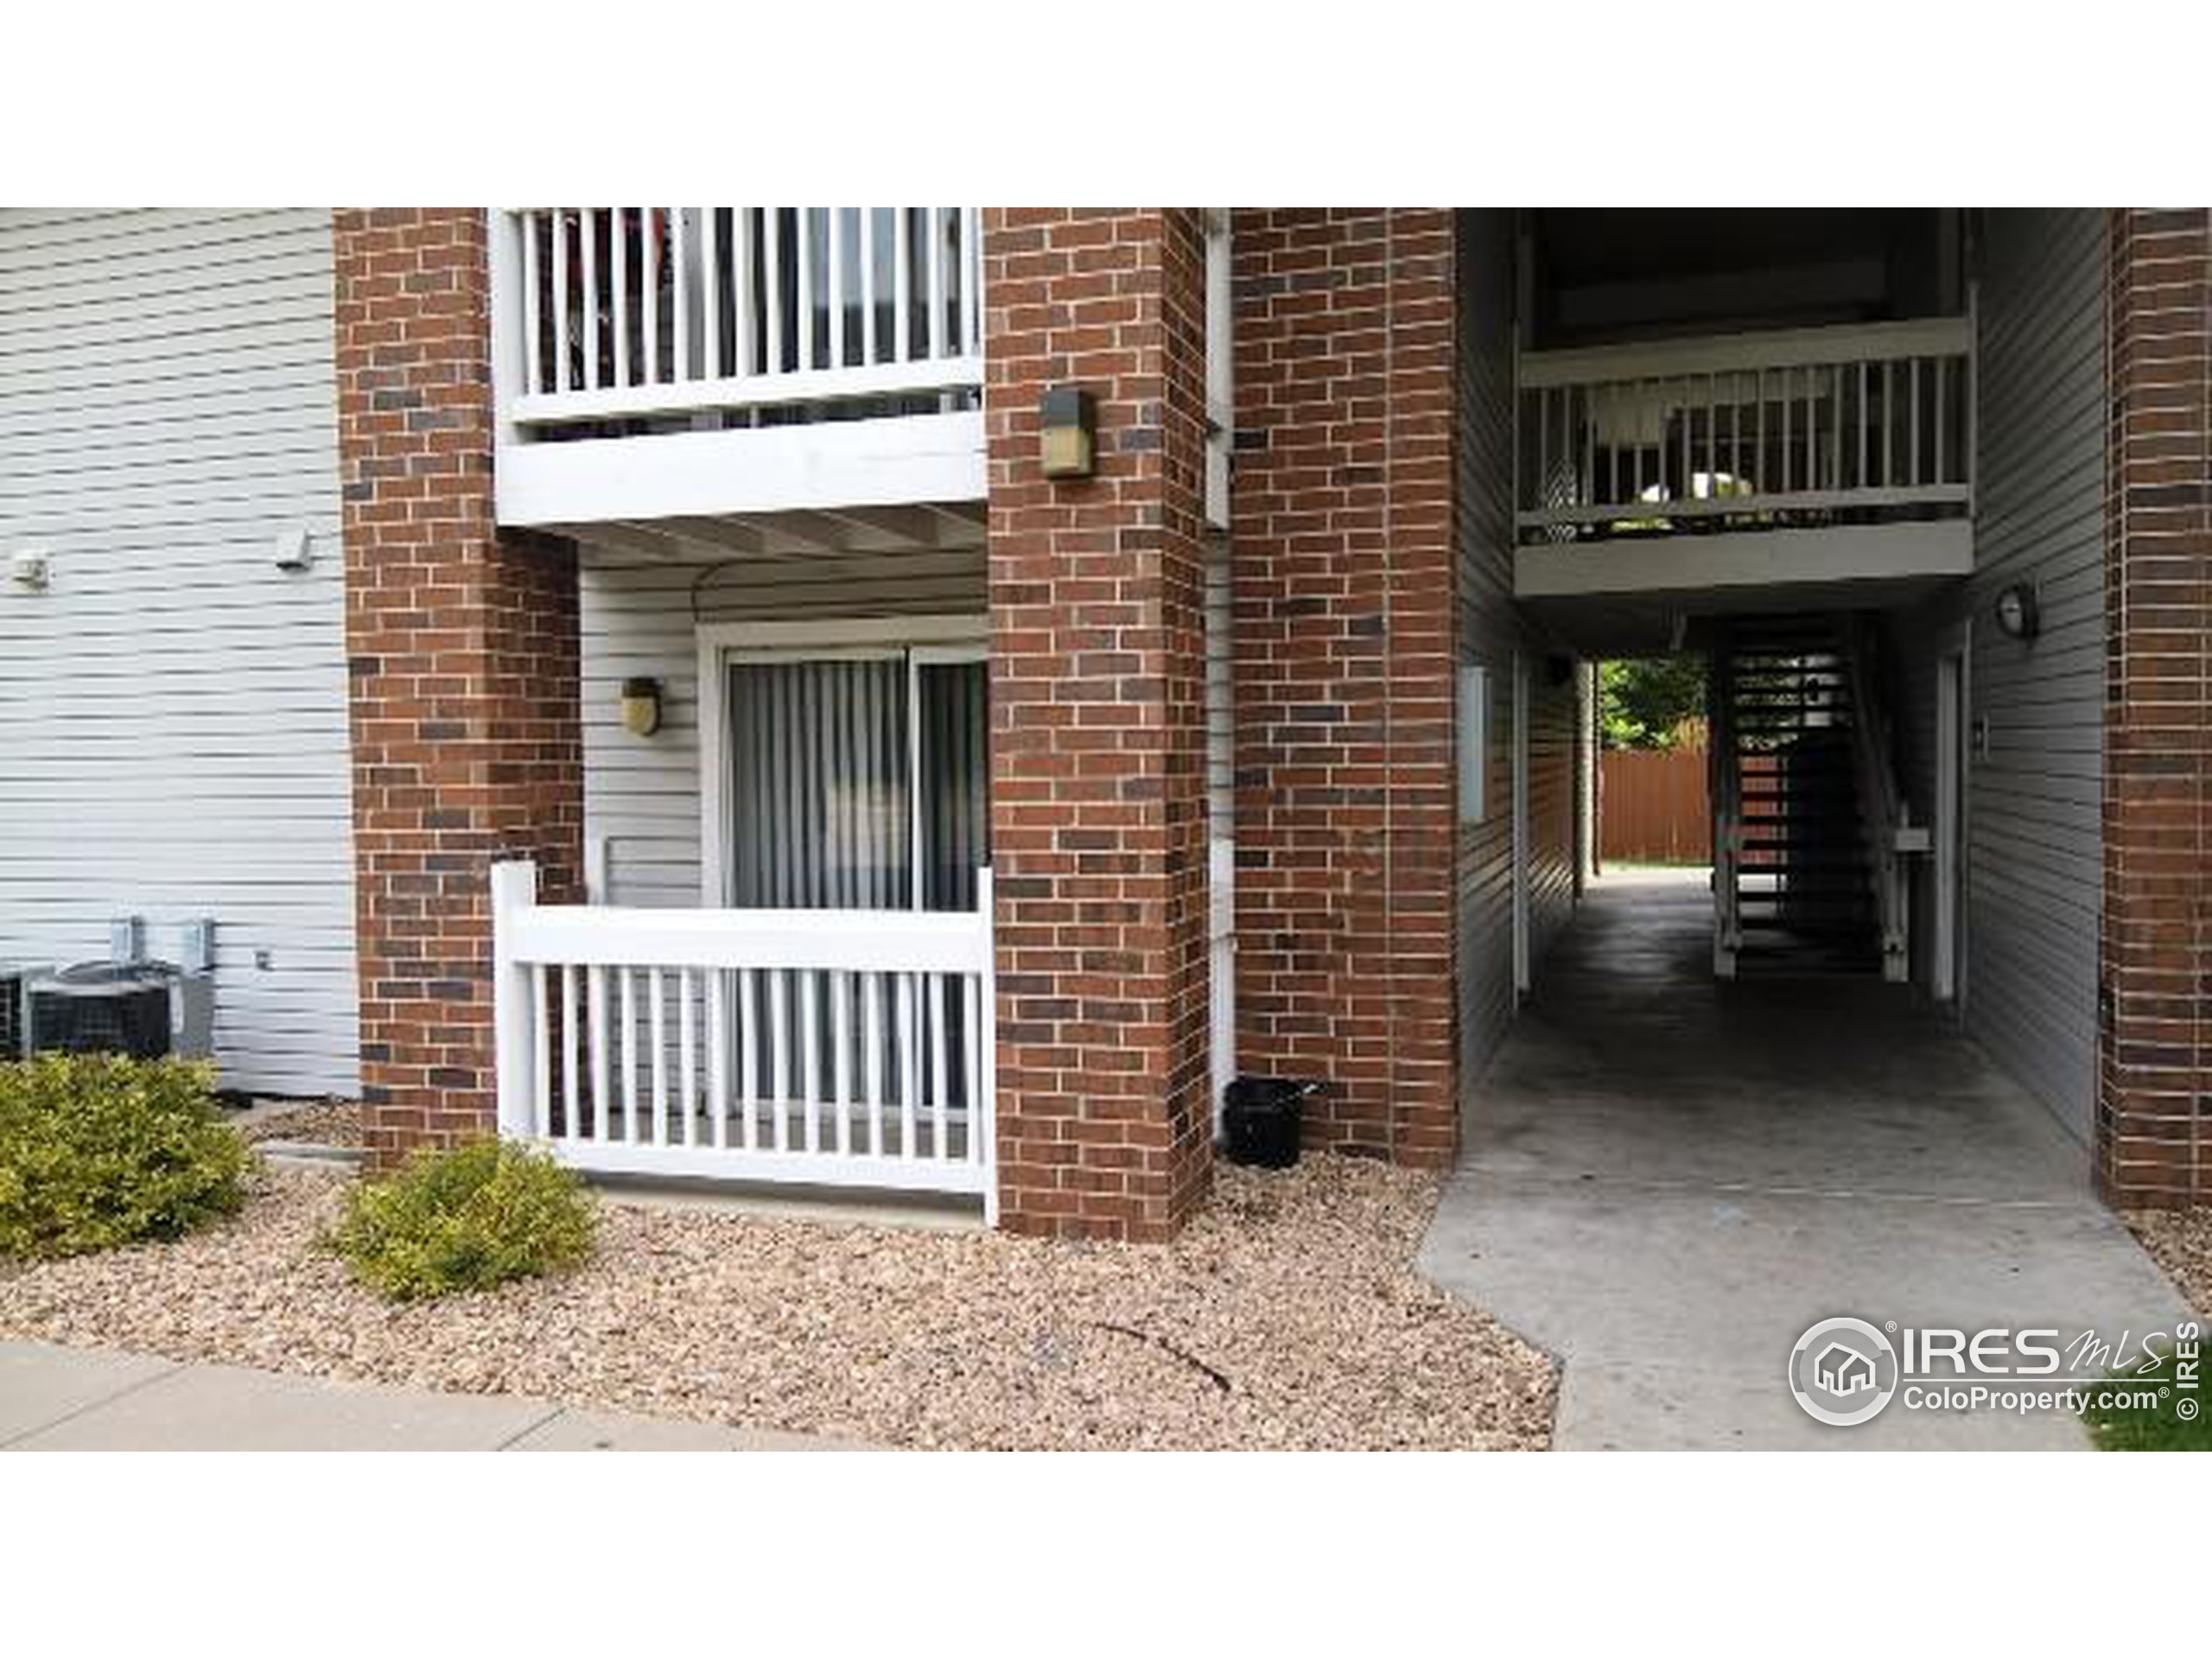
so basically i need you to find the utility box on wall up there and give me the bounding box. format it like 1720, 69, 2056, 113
1458, 664, 1490, 823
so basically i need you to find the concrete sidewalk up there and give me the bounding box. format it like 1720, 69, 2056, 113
1421, 868, 2193, 1451
0, 1339, 857, 1451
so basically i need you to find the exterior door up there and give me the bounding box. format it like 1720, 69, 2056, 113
707, 626, 989, 1125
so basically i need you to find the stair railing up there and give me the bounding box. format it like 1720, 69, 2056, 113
1709, 641, 1741, 978
1838, 616, 1911, 982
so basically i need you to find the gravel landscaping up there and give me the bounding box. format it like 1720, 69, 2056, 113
234, 1100, 365, 1148
2124, 1208, 2212, 1321
0, 1154, 1555, 1450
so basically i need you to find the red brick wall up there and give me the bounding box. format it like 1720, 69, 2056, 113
2100, 207, 2211, 1205
334, 210, 583, 1165
983, 209, 1215, 1240
1229, 209, 1461, 1165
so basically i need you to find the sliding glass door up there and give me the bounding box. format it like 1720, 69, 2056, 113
718, 637, 988, 1138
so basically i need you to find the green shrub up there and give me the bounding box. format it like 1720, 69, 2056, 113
0, 1054, 249, 1259
326, 1139, 597, 1300
2080, 1345, 2212, 1452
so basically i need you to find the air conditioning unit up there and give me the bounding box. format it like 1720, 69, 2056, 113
0, 918, 215, 1065
29, 963, 179, 1059
0, 963, 51, 1060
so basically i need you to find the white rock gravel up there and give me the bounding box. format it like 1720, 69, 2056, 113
2126, 1208, 2212, 1322
234, 1100, 365, 1149
0, 1154, 1555, 1450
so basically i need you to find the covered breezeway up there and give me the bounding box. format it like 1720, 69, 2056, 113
1419, 868, 2190, 1449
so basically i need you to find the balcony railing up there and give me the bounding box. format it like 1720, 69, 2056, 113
488, 209, 986, 525
492, 861, 997, 1217
1516, 317, 1973, 544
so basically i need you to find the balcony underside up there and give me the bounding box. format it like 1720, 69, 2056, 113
1515, 521, 1973, 654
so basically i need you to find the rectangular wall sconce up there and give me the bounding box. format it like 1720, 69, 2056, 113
1039, 385, 1096, 479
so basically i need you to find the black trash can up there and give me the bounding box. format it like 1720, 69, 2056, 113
1222, 1076, 1321, 1169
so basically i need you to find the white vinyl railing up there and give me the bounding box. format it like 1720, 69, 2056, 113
1516, 316, 1974, 541
492, 208, 984, 437
492, 861, 996, 1217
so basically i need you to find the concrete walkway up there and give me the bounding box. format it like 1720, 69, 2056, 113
1420, 868, 2193, 1450
0, 1339, 855, 1451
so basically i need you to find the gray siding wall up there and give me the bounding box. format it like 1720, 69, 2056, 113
1894, 207, 2106, 1139
1455, 209, 1581, 1098
579, 540, 987, 907
0, 208, 357, 1096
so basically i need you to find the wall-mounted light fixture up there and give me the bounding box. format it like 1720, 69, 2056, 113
1039, 385, 1097, 480
1993, 580, 2040, 641
10, 550, 51, 592
620, 676, 664, 737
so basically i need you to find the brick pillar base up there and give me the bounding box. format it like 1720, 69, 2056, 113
984, 209, 1214, 1239
2099, 207, 2211, 1206
1229, 209, 1461, 1166
334, 210, 583, 1165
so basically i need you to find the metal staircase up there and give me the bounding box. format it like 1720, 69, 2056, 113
1711, 616, 1913, 979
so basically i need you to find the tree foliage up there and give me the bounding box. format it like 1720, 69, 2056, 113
1600, 656, 1707, 749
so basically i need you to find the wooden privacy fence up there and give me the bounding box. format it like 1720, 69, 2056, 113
1600, 747, 1712, 865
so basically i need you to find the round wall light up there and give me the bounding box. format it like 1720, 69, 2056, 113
1994, 581, 2040, 641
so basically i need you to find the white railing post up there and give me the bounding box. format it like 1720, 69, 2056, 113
583, 833, 610, 904
486, 210, 529, 457
1204, 207, 1234, 531
1711, 650, 1740, 980
1840, 619, 1911, 982
976, 865, 999, 1226
492, 859, 540, 1139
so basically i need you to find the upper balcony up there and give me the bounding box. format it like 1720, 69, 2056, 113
1512, 315, 1975, 605
489, 208, 984, 533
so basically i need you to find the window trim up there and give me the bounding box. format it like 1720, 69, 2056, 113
696, 615, 988, 909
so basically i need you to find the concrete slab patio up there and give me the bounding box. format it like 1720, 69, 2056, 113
0, 1339, 857, 1452
1420, 868, 2194, 1451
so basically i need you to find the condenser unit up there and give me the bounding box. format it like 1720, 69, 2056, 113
28, 963, 177, 1060
0, 963, 51, 1060
5, 919, 218, 1065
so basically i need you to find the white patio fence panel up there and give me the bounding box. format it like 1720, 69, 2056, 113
492, 861, 996, 1219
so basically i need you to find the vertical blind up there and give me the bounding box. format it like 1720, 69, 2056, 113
728, 657, 912, 910
726, 654, 987, 912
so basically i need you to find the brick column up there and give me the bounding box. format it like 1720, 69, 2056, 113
1230, 210, 1461, 1165
983, 210, 1214, 1239
2100, 208, 2211, 1206
334, 211, 583, 1164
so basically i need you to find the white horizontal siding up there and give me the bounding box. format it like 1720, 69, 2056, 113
0, 207, 357, 1097
580, 538, 987, 908
1894, 208, 2105, 1141
1456, 208, 1584, 1094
